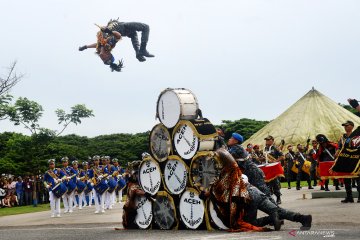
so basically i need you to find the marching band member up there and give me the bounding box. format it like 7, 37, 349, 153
61, 157, 75, 213
92, 155, 106, 214
80, 161, 92, 207
335, 121, 360, 203
104, 156, 116, 209
284, 145, 296, 189
315, 134, 340, 191
263, 136, 284, 204
43, 159, 66, 218
251, 145, 266, 165
113, 158, 125, 203
71, 160, 84, 209
308, 140, 319, 187
294, 144, 313, 190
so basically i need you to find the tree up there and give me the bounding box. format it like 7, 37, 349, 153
0, 61, 23, 97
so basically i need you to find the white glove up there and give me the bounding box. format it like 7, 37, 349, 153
90, 183, 94, 186
67, 176, 71, 180
98, 175, 103, 180
77, 178, 81, 181
46, 185, 50, 189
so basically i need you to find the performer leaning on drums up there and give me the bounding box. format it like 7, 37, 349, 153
122, 160, 152, 229
43, 159, 66, 218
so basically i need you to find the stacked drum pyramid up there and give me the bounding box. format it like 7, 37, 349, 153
134, 88, 225, 230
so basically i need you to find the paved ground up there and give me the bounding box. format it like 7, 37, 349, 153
0, 186, 360, 240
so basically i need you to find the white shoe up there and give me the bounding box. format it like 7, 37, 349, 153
69, 210, 73, 213
56, 214, 61, 218
101, 210, 105, 213
109, 206, 113, 210
94, 210, 99, 214
64, 210, 69, 213
79, 207, 83, 210
51, 214, 55, 218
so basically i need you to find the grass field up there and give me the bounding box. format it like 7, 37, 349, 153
0, 203, 51, 217
280, 180, 315, 188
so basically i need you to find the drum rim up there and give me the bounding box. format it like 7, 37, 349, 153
189, 151, 222, 191
179, 187, 205, 229
155, 88, 199, 120
149, 123, 173, 162
152, 190, 178, 230
162, 155, 189, 195
135, 195, 153, 229
172, 119, 218, 141
205, 198, 229, 230
139, 158, 162, 195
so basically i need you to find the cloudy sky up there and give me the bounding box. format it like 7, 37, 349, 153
1, 0, 359, 136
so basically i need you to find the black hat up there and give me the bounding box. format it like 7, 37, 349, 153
264, 135, 274, 141
316, 134, 328, 143
341, 120, 354, 127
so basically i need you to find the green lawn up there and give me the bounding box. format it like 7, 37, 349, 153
280, 181, 313, 188
0, 204, 50, 217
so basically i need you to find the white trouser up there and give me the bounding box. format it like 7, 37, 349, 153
49, 191, 61, 216
78, 191, 85, 208
62, 191, 74, 212
111, 191, 116, 206
85, 191, 92, 206
105, 191, 112, 209
93, 188, 105, 212
118, 189, 123, 202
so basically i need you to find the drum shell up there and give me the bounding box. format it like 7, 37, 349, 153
116, 177, 127, 191
52, 182, 67, 198
301, 160, 311, 175
156, 88, 199, 129
76, 180, 87, 194
258, 162, 285, 182
94, 179, 109, 195
152, 191, 178, 230
85, 182, 93, 194
189, 151, 222, 191
205, 199, 229, 230
139, 158, 162, 195
173, 119, 218, 160
178, 187, 206, 230
66, 180, 77, 194
149, 123, 173, 162
162, 155, 189, 195
107, 178, 118, 193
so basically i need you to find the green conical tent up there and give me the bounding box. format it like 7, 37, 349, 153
244, 88, 360, 147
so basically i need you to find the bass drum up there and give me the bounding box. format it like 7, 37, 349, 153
156, 88, 199, 129
258, 162, 285, 183
139, 158, 162, 195
149, 123, 172, 162
190, 152, 222, 191
135, 195, 153, 229
163, 155, 188, 195
179, 188, 205, 229
173, 118, 217, 160
205, 199, 229, 230
152, 191, 178, 230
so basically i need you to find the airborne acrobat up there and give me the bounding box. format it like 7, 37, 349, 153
79, 19, 155, 72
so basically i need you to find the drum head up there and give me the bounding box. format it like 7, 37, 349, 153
139, 159, 161, 195
179, 188, 205, 229
150, 123, 172, 162
164, 156, 188, 195
208, 200, 229, 230
153, 191, 177, 229
135, 195, 153, 229
173, 122, 199, 160
190, 152, 222, 191
157, 90, 182, 128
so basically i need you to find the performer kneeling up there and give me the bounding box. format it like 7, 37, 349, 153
122, 160, 151, 229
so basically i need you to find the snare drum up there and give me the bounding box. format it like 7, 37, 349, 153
66, 180, 77, 194
135, 195, 153, 229
302, 160, 311, 175
173, 118, 217, 160
179, 188, 205, 229
52, 182, 67, 198
107, 178, 117, 193
139, 158, 162, 195
205, 199, 229, 230
190, 152, 222, 191
150, 123, 172, 162
76, 180, 86, 194
152, 191, 178, 230
85, 181, 93, 194
163, 155, 188, 195
291, 161, 299, 174
94, 179, 109, 195
258, 162, 284, 182
156, 88, 199, 128
117, 176, 127, 191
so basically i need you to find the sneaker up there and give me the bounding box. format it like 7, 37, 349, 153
94, 210, 99, 214
79, 207, 82, 210
64, 209, 69, 213
335, 186, 341, 190
69, 209, 73, 213
288, 187, 291, 189
51, 214, 55, 218
56, 214, 61, 218
325, 188, 330, 191
308, 186, 314, 189
101, 210, 105, 213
